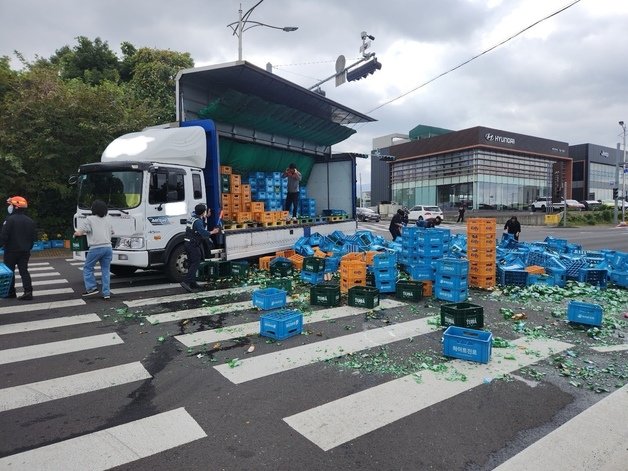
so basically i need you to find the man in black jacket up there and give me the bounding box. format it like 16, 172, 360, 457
504, 216, 522, 241
0, 196, 37, 300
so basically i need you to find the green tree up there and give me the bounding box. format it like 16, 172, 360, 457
51, 36, 120, 85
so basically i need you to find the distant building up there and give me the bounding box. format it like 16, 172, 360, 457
372, 125, 572, 210
569, 144, 621, 201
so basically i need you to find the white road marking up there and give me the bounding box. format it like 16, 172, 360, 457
28, 262, 51, 266
24, 266, 56, 272
493, 384, 628, 471
26, 287, 75, 297
0, 299, 85, 316
175, 298, 407, 347
214, 316, 435, 385
283, 338, 572, 451
112, 282, 181, 295
590, 344, 628, 353
0, 333, 124, 365
0, 407, 207, 471
123, 285, 260, 307
16, 278, 69, 287
144, 299, 283, 325
15, 271, 61, 279
0, 361, 151, 412
0, 313, 101, 336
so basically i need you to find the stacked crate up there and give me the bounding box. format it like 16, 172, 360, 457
340, 254, 367, 293
466, 218, 497, 289
220, 166, 256, 223
434, 258, 469, 302
371, 251, 398, 293
401, 227, 450, 286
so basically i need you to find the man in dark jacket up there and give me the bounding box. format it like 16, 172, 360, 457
181, 204, 220, 293
0, 196, 37, 300
504, 216, 522, 241
389, 209, 405, 241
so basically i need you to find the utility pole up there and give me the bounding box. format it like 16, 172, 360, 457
620, 121, 627, 223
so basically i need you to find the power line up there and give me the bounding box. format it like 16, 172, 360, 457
365, 0, 582, 116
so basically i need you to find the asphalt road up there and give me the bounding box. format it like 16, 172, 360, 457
0, 225, 626, 470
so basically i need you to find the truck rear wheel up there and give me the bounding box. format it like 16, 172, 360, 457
110, 265, 137, 277
166, 244, 187, 282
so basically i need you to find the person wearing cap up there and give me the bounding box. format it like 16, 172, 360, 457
282, 163, 302, 221
74, 200, 114, 299
0, 196, 37, 300
182, 203, 219, 293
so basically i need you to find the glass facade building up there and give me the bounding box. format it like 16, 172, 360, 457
386, 126, 571, 210
570, 144, 621, 201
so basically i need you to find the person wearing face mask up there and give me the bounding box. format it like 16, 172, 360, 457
0, 196, 37, 300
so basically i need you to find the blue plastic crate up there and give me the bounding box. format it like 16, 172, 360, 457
42, 241, 52, 249
0, 263, 14, 298
435, 285, 468, 303
50, 240, 65, 248
577, 268, 608, 288
545, 267, 567, 287
416, 245, 445, 257
567, 300, 603, 327
301, 270, 325, 284
443, 326, 492, 363
609, 271, 628, 287
252, 288, 287, 310
435, 274, 468, 291
435, 258, 469, 276
497, 268, 529, 287
527, 274, 556, 287
31, 241, 44, 252
408, 264, 434, 281
260, 310, 303, 340
373, 252, 397, 268
375, 279, 396, 293
373, 267, 398, 282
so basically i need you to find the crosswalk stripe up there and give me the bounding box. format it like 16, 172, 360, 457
175, 298, 407, 347
0, 361, 151, 412
16, 271, 61, 279
214, 316, 434, 385
123, 285, 260, 307
283, 337, 573, 451
16, 278, 69, 287
112, 282, 181, 295
28, 262, 51, 267
590, 344, 628, 353
0, 407, 207, 471
0, 299, 85, 316
26, 266, 56, 272
144, 298, 283, 325
0, 313, 101, 336
493, 384, 628, 471
0, 333, 123, 365
27, 287, 75, 297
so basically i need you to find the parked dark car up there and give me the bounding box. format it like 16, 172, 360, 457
580, 200, 602, 210
356, 207, 381, 222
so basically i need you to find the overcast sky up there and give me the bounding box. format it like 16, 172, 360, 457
2, 0, 627, 188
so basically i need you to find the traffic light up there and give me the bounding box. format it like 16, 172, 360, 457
613, 188, 619, 199
347, 58, 382, 82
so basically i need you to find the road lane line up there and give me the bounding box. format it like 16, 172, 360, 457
590, 344, 628, 353
0, 361, 151, 412
123, 285, 259, 307
283, 338, 572, 451
16, 278, 69, 287
0, 407, 207, 471
24, 266, 55, 272
0, 299, 85, 316
0, 333, 124, 365
28, 262, 51, 266
0, 314, 101, 336
175, 298, 407, 347
214, 316, 434, 385
25, 287, 74, 297
493, 384, 628, 471
15, 271, 61, 279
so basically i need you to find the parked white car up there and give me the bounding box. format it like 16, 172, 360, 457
407, 205, 444, 223
601, 199, 628, 209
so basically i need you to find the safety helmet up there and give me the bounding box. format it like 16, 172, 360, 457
6, 196, 28, 208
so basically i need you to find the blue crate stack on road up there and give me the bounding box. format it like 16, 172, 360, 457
434, 258, 469, 302
372, 251, 398, 293
400, 227, 451, 284
0, 263, 14, 298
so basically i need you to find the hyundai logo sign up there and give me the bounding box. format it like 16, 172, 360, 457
484, 132, 515, 145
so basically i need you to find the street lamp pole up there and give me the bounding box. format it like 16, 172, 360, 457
620, 121, 627, 223
227, 1, 298, 61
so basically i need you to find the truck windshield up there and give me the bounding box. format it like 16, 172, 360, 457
77, 170, 143, 210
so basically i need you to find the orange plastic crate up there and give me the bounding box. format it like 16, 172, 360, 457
279, 211, 290, 220
467, 218, 497, 234
220, 166, 232, 175
525, 265, 546, 275
242, 193, 252, 204
467, 238, 497, 250
242, 184, 251, 195
470, 261, 496, 275
230, 174, 241, 186
468, 274, 496, 289
231, 184, 242, 194
254, 211, 274, 224
364, 251, 380, 265
468, 232, 496, 243
235, 212, 252, 223
288, 254, 304, 270
221, 211, 231, 221
258, 255, 275, 271
340, 260, 367, 277
276, 249, 296, 258
413, 279, 433, 297
467, 247, 497, 262
249, 202, 265, 212
222, 202, 232, 213
341, 277, 366, 293
341, 252, 365, 262
313, 248, 327, 258
221, 193, 231, 205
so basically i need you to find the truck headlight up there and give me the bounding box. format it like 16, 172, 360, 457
115, 237, 145, 250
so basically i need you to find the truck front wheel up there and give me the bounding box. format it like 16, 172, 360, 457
166, 244, 188, 282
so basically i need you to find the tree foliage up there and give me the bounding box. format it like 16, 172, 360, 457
0, 38, 195, 237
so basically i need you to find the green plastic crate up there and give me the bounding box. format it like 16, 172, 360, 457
395, 280, 423, 301
440, 302, 484, 329
303, 257, 326, 273
198, 260, 232, 280
348, 286, 380, 309
71, 235, 88, 251
270, 261, 293, 277
231, 260, 249, 277
310, 283, 341, 307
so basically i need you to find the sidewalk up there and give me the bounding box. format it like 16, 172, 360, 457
30, 248, 72, 259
